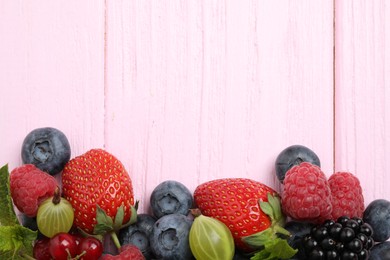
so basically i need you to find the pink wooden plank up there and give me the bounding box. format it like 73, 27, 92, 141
335, 0, 390, 203
0, 1, 106, 170
105, 0, 334, 213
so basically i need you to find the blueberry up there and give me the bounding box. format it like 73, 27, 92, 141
150, 214, 194, 259
369, 241, 390, 260
150, 180, 193, 219
363, 199, 390, 242
19, 214, 38, 231
21, 127, 71, 175
119, 214, 157, 259
284, 221, 314, 259
275, 144, 321, 183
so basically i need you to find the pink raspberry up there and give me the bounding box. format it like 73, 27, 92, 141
100, 245, 145, 260
282, 162, 332, 223
10, 164, 58, 217
328, 171, 364, 220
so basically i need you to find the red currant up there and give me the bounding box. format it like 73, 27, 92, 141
33, 238, 51, 260
77, 237, 104, 260
49, 232, 78, 260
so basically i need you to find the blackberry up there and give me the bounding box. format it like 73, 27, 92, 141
302, 216, 374, 260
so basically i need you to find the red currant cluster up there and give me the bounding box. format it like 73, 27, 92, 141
33, 232, 103, 260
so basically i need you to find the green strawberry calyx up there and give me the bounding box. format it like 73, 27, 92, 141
241, 193, 297, 260
92, 201, 138, 249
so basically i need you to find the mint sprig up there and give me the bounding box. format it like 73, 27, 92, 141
0, 164, 37, 259
0, 164, 19, 226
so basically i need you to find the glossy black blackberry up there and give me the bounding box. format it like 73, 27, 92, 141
302, 216, 374, 260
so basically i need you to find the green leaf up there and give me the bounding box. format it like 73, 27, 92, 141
113, 205, 125, 231
259, 201, 274, 219
0, 225, 37, 259
93, 206, 114, 235
0, 164, 19, 226
250, 238, 297, 260
242, 228, 275, 248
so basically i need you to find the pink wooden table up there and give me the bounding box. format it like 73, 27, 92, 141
0, 1, 389, 214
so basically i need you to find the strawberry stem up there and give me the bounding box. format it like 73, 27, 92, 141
110, 231, 121, 250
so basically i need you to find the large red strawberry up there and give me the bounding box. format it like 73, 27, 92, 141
194, 178, 296, 258
62, 149, 136, 235
328, 171, 364, 220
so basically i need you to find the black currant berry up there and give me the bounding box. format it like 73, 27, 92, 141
359, 223, 373, 237
321, 237, 336, 250
329, 223, 343, 240
340, 227, 355, 243
347, 238, 363, 253
309, 247, 325, 260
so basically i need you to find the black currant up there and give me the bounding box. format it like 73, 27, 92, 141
356, 249, 368, 260
340, 227, 355, 243
359, 223, 373, 237
341, 250, 357, 260
355, 233, 368, 248
345, 219, 360, 232
321, 237, 336, 250
313, 226, 328, 241
303, 236, 318, 250
337, 216, 350, 226
351, 217, 364, 226
309, 247, 325, 260
329, 223, 343, 240
326, 250, 339, 260
347, 238, 363, 253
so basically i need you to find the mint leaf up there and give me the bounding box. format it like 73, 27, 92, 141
250, 238, 297, 260
0, 164, 19, 226
0, 225, 37, 259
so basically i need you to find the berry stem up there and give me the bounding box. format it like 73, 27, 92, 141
52, 186, 61, 205
110, 231, 121, 250
190, 208, 202, 217
20, 253, 36, 260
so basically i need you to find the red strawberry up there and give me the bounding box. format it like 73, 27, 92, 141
100, 245, 145, 260
328, 171, 364, 220
281, 162, 332, 223
62, 149, 136, 234
194, 178, 296, 258
10, 164, 58, 217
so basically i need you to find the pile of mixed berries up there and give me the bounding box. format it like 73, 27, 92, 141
1, 127, 390, 260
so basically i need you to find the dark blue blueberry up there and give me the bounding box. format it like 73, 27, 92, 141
150, 180, 193, 219
369, 241, 390, 260
19, 213, 38, 231
150, 214, 194, 260
21, 127, 71, 175
363, 199, 390, 242
275, 145, 321, 183
284, 221, 314, 259
119, 214, 157, 259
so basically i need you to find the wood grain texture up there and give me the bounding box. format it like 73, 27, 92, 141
335, 0, 390, 203
0, 1, 106, 169
104, 0, 334, 212
2, 1, 387, 217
